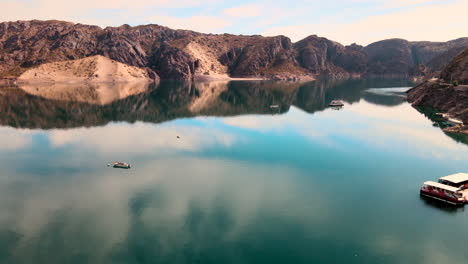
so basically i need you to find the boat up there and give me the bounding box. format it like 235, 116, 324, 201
446, 118, 463, 126
328, 100, 344, 107
438, 173, 468, 189
420, 181, 466, 206
270, 104, 279, 109
109, 162, 131, 169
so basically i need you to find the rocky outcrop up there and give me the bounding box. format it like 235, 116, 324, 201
440, 48, 468, 84
295, 36, 468, 78
407, 81, 468, 133
364, 39, 414, 76
295, 35, 367, 77
0, 20, 101, 76
407, 49, 468, 133
0, 20, 199, 79
363, 38, 468, 77
1, 20, 467, 80
149, 43, 197, 80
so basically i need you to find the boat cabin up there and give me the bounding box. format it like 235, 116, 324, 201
420, 181, 465, 206
329, 100, 344, 107
438, 173, 468, 189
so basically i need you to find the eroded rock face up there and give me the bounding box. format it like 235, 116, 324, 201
294, 35, 367, 77
219, 35, 302, 78
0, 20, 102, 76
364, 39, 414, 76
440, 47, 468, 84
363, 38, 468, 77
0, 21, 198, 79
1, 20, 467, 80
149, 43, 197, 80
98, 24, 199, 68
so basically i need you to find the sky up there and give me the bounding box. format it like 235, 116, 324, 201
0, 0, 467, 45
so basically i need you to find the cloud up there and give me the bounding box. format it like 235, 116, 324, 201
263, 0, 468, 44
149, 15, 232, 33
0, 0, 466, 44
0, 0, 222, 27
223, 4, 261, 17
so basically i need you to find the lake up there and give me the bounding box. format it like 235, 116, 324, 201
1, 79, 467, 264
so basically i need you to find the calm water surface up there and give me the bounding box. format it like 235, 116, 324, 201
1, 79, 467, 264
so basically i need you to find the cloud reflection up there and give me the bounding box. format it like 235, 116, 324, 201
220, 102, 468, 159
0, 157, 329, 263
48, 122, 236, 155
0, 127, 33, 150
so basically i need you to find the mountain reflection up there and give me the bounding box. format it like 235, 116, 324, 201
19, 82, 152, 105
0, 79, 415, 129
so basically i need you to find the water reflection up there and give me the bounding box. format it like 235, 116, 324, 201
1, 78, 468, 264
19, 82, 153, 105
413, 107, 468, 146
419, 195, 466, 214
0, 79, 415, 129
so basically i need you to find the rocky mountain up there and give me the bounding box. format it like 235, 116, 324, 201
1, 20, 467, 80
294, 35, 367, 77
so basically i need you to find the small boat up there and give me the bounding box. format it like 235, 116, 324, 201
108, 162, 131, 169
420, 181, 465, 206
270, 104, 279, 109
328, 100, 344, 107
447, 118, 463, 126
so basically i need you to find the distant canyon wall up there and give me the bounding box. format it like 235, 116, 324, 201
1, 20, 468, 80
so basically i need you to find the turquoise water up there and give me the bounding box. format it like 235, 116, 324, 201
1, 79, 467, 264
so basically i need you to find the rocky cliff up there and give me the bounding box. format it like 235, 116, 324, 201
440, 48, 468, 84
407, 47, 468, 133
1, 20, 467, 80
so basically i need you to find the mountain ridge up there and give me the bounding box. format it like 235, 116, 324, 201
1, 19, 468, 80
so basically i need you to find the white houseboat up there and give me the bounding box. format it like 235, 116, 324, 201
420, 181, 465, 206
438, 173, 468, 189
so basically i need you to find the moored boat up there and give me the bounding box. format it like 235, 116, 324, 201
420, 181, 465, 206
328, 100, 344, 107
438, 173, 468, 189
109, 162, 131, 169
446, 118, 464, 126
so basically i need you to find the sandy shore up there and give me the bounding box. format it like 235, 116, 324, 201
17, 55, 154, 84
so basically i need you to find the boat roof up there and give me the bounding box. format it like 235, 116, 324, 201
439, 173, 468, 184
448, 118, 463, 124
423, 181, 460, 192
